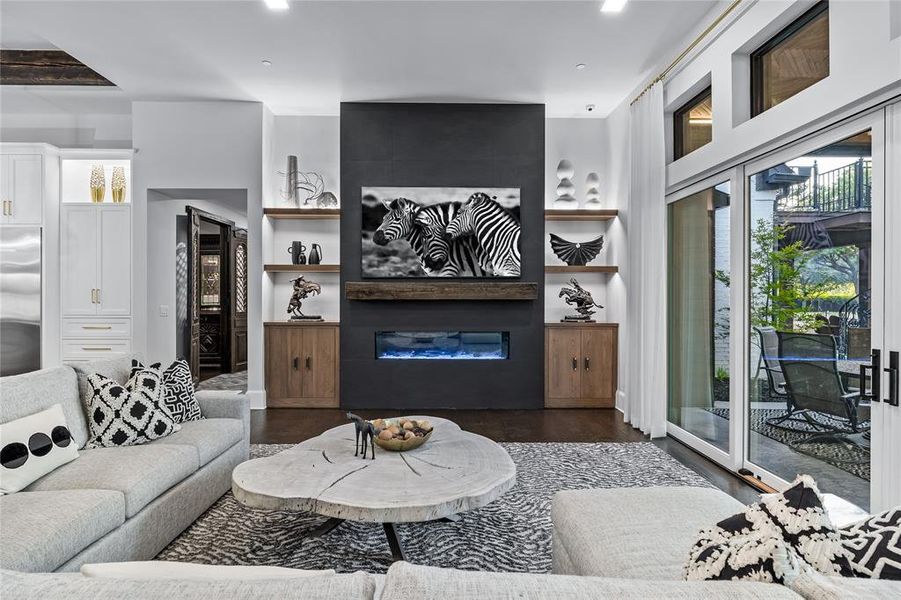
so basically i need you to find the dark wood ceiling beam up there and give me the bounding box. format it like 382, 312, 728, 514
0, 50, 114, 86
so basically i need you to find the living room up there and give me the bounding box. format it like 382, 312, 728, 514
1, 0, 900, 598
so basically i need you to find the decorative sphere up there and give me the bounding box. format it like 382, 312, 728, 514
586, 172, 600, 187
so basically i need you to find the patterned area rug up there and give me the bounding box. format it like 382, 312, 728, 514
157, 442, 711, 573
708, 407, 869, 480
195, 371, 247, 392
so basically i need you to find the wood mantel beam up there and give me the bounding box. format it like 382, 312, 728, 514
0, 50, 114, 86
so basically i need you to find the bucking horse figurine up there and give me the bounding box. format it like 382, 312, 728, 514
559, 277, 603, 322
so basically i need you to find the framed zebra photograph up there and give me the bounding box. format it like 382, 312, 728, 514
361, 187, 522, 278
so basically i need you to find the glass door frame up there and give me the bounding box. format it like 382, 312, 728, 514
739, 111, 886, 497
665, 108, 891, 507
665, 167, 747, 474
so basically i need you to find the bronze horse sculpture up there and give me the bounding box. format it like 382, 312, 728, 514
559, 277, 603, 322
347, 412, 377, 459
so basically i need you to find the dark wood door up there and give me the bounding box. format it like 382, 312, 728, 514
545, 327, 581, 403
186, 209, 201, 384
229, 228, 248, 372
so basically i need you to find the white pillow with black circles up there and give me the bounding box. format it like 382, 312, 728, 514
0, 404, 79, 495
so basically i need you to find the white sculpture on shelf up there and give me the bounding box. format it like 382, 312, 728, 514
554, 159, 577, 208
584, 172, 602, 209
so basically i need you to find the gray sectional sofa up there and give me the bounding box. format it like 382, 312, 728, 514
0, 356, 250, 573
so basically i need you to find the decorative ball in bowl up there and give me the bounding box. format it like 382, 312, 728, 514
370, 418, 433, 452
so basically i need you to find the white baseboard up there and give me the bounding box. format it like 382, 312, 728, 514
245, 389, 267, 410
615, 389, 626, 413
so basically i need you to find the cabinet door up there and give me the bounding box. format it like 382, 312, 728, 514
581, 327, 617, 406
97, 206, 131, 316
301, 326, 338, 405
546, 327, 582, 402
8, 155, 43, 225
265, 327, 304, 403
61, 206, 99, 315
0, 156, 8, 223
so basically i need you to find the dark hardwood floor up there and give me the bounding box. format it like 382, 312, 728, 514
251, 408, 759, 505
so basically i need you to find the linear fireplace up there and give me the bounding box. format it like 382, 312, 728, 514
376, 331, 510, 360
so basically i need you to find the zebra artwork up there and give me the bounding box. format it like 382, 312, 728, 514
361, 187, 520, 278
445, 192, 522, 277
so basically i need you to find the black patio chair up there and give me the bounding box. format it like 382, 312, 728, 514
771, 331, 870, 455
755, 326, 788, 401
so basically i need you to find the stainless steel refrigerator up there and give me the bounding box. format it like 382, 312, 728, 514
0, 227, 41, 376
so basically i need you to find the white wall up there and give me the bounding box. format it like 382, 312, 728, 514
132, 101, 264, 408
146, 196, 247, 365
664, 0, 901, 190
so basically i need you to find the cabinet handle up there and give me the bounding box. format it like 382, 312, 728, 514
571, 357, 577, 371
886, 351, 900, 407
91, 289, 96, 304
96, 288, 101, 304
584, 357, 590, 371
306, 356, 312, 370
7, 200, 12, 216
82, 325, 112, 330
292, 357, 299, 370
82, 347, 112, 351
2, 200, 7, 215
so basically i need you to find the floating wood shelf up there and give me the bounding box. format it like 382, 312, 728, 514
265, 264, 340, 273
264, 208, 341, 219
545, 265, 619, 273
345, 281, 539, 301
545, 209, 618, 221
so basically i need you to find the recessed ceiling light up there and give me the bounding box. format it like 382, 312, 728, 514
586, 104, 596, 112
262, 60, 272, 67
601, 0, 628, 13
576, 63, 587, 70
264, 0, 289, 10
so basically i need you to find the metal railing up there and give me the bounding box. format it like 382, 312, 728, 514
777, 159, 871, 213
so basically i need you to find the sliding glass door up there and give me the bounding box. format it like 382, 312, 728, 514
744, 121, 880, 510
667, 109, 900, 511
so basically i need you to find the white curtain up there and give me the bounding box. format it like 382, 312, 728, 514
624, 82, 667, 438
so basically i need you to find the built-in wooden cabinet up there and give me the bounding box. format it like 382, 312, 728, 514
545, 323, 618, 408
265, 322, 339, 407
0, 154, 43, 225
61, 204, 132, 361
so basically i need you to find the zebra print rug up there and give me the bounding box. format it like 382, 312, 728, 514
157, 442, 712, 573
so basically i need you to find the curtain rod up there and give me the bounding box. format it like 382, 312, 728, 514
630, 0, 744, 106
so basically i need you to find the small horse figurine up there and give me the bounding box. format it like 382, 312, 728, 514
347, 412, 377, 460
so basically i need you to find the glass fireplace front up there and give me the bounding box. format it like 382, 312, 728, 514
375, 331, 510, 360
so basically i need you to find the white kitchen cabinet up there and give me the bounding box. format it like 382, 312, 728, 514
61, 204, 131, 316
1, 154, 43, 225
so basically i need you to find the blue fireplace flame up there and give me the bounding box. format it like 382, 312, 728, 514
376, 331, 510, 360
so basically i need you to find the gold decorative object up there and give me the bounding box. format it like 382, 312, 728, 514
90, 164, 106, 203
111, 166, 126, 203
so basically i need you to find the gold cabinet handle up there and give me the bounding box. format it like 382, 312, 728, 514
7, 199, 12, 216
82, 325, 112, 330
96, 288, 101, 304
91, 289, 97, 304
2, 200, 8, 216
82, 347, 112, 351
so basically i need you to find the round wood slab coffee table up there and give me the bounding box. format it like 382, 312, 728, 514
232, 416, 516, 561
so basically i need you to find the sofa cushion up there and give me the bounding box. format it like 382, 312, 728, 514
81, 561, 334, 579
70, 355, 139, 413
24, 444, 199, 517
552, 486, 744, 579
0, 404, 80, 494
0, 569, 377, 600
85, 368, 180, 448
0, 490, 125, 572
684, 476, 853, 583
839, 507, 901, 579
1, 366, 90, 450
790, 570, 901, 600
131, 359, 203, 424
148, 418, 243, 466
381, 562, 801, 599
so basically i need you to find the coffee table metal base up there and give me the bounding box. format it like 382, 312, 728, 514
308, 518, 408, 562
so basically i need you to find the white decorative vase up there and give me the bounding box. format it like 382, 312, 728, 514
584, 172, 602, 209
554, 159, 577, 208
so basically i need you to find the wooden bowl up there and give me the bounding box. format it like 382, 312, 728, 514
371, 418, 434, 452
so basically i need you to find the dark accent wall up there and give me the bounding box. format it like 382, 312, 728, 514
340, 102, 545, 410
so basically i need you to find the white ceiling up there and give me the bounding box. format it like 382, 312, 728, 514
0, 0, 719, 118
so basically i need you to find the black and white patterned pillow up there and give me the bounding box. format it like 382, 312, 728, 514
685, 475, 853, 583
87, 365, 180, 448
839, 507, 901, 579
131, 359, 202, 423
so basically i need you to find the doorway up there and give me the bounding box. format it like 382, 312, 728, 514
180, 206, 248, 384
